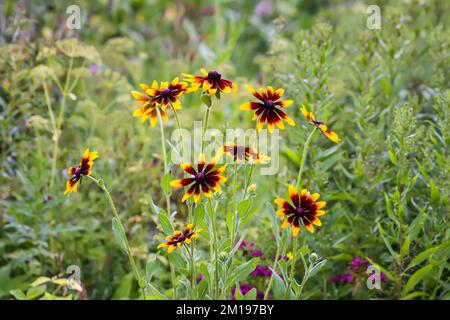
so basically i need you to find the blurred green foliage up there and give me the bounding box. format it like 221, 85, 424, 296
0, 0, 448, 299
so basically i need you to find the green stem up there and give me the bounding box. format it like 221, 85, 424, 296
158, 109, 168, 171
171, 106, 185, 161
230, 161, 238, 248
263, 234, 286, 300
242, 164, 254, 199
86, 175, 146, 299
284, 235, 298, 299
296, 128, 317, 190
209, 198, 219, 299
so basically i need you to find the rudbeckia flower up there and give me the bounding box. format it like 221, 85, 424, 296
64, 148, 99, 195
157, 224, 202, 253
221, 142, 270, 164
131, 84, 168, 128
301, 105, 340, 143
240, 85, 295, 133
146, 77, 189, 110
182, 69, 237, 96
170, 153, 227, 203
274, 185, 326, 236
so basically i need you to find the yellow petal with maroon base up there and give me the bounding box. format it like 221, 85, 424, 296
274, 198, 288, 207
316, 210, 326, 216
150, 110, 158, 128
292, 224, 300, 236
311, 217, 322, 226
279, 99, 293, 107
157, 242, 169, 249
170, 179, 188, 187
281, 220, 291, 229
316, 201, 326, 209
310, 193, 320, 201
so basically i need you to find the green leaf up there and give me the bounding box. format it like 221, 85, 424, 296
25, 286, 46, 300
380, 78, 391, 96
193, 205, 206, 226
145, 257, 159, 283
266, 202, 280, 242
402, 291, 429, 300
243, 288, 257, 300
402, 264, 434, 296
157, 209, 173, 234
230, 258, 259, 285
161, 173, 172, 196
388, 150, 397, 165
10, 289, 26, 300
30, 276, 51, 287
237, 198, 252, 218
168, 252, 186, 269
430, 180, 440, 205
400, 236, 411, 259
201, 94, 212, 107
270, 268, 286, 299
406, 246, 440, 271
147, 195, 160, 216
112, 218, 127, 252
146, 283, 168, 300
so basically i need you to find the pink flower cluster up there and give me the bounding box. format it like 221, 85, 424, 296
329, 256, 387, 286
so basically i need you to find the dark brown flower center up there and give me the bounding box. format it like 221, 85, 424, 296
160, 88, 171, 96
208, 71, 221, 82
265, 99, 275, 108
195, 172, 205, 181
296, 206, 304, 215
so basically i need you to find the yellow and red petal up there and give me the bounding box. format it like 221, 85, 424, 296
316, 201, 326, 209
288, 185, 299, 206
170, 178, 194, 188
182, 184, 197, 202
281, 219, 291, 229
319, 124, 340, 143
274, 198, 288, 207
310, 193, 320, 202
150, 109, 158, 128
180, 163, 197, 175
201, 184, 213, 197
292, 220, 300, 236
278, 99, 293, 107
157, 242, 169, 249
193, 185, 201, 203
315, 210, 326, 216
311, 217, 322, 226
304, 222, 315, 233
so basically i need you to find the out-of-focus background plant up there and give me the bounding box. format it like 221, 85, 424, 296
0, 0, 448, 299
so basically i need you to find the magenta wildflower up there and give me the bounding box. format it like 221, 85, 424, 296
328, 273, 353, 285
197, 274, 204, 284
230, 284, 264, 300
88, 64, 101, 74
238, 240, 254, 250
249, 248, 264, 258
368, 272, 387, 283
349, 256, 369, 273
